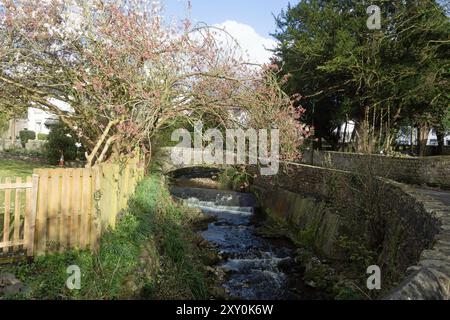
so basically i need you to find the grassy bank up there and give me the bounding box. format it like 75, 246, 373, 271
0, 174, 212, 300
0, 158, 48, 179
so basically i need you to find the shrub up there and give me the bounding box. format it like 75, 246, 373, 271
218, 166, 253, 191
44, 123, 85, 164
37, 133, 48, 141
19, 129, 36, 147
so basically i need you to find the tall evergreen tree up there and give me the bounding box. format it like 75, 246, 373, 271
273, 0, 449, 154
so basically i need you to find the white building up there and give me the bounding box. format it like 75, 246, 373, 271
26, 108, 56, 135
1, 99, 72, 140
396, 127, 450, 146
335, 122, 450, 147
427, 130, 450, 146
1, 108, 55, 140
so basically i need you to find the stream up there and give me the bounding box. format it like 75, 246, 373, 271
171, 185, 302, 300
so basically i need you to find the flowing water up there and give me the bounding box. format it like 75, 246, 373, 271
171, 186, 299, 300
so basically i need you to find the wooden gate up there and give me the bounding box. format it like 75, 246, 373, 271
0, 175, 38, 257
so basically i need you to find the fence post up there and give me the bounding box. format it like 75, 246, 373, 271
13, 177, 22, 252
90, 166, 101, 252
27, 174, 39, 257
2, 178, 11, 255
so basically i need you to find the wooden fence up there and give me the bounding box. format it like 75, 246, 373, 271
0, 159, 144, 258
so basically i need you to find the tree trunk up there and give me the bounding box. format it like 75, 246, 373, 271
383, 129, 394, 155
352, 120, 363, 153
341, 119, 348, 151
350, 121, 358, 152
10, 118, 15, 140
436, 130, 445, 155
333, 125, 342, 151
316, 137, 323, 150
417, 125, 429, 157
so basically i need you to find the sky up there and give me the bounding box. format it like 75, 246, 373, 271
163, 0, 296, 64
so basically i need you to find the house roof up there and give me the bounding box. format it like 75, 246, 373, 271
44, 118, 59, 127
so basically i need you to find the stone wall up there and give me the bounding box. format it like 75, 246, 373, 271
0, 138, 21, 151
302, 150, 450, 189
386, 187, 450, 299
157, 147, 233, 173
0, 151, 48, 164
24, 140, 45, 151
251, 185, 341, 259
424, 146, 450, 156
0, 138, 45, 152
397, 145, 450, 156
249, 162, 450, 300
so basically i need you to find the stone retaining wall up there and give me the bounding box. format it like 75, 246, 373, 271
0, 139, 46, 152
0, 138, 21, 151
302, 150, 450, 189
0, 151, 48, 164
251, 185, 341, 259
249, 162, 450, 300
24, 140, 46, 151
386, 186, 450, 299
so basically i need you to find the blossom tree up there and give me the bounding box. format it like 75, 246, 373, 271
0, 0, 307, 166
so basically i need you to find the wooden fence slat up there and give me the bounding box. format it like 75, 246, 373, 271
24, 176, 32, 253
90, 167, 100, 252
0, 240, 25, 249
35, 171, 48, 255
0, 182, 32, 190
120, 166, 127, 211
3, 177, 11, 254
47, 170, 61, 252
124, 165, 130, 206
99, 164, 109, 231
102, 164, 109, 230
13, 177, 22, 252
80, 168, 91, 249
70, 169, 81, 249
110, 165, 120, 228
60, 170, 71, 252
24, 175, 38, 257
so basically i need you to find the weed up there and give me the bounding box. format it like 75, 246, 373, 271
218, 166, 253, 191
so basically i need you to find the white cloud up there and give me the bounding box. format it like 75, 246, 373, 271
213, 20, 276, 65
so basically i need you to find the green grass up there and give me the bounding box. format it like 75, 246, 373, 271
0, 159, 48, 179
1, 159, 48, 238
0, 159, 50, 238
0, 174, 210, 300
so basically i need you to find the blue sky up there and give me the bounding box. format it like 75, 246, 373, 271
164, 0, 295, 37
162, 1, 296, 64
